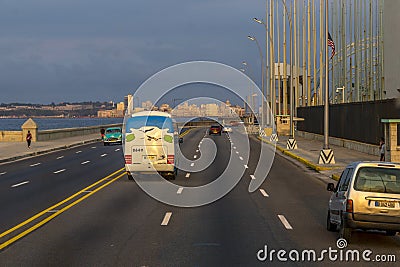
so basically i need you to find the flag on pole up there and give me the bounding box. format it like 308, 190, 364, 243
328, 32, 335, 59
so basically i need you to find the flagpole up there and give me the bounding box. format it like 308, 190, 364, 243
324, 0, 330, 150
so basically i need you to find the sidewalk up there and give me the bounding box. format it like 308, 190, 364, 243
0, 133, 101, 164
260, 135, 378, 181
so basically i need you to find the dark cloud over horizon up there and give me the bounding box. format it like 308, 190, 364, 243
0, 0, 267, 104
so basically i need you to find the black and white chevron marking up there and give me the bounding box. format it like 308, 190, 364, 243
270, 133, 278, 142
259, 129, 266, 137
286, 138, 297, 150
318, 149, 336, 164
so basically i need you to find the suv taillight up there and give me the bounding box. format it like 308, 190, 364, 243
346, 199, 353, 213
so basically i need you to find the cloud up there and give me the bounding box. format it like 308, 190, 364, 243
0, 0, 266, 103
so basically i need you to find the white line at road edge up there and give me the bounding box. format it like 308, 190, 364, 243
259, 189, 269, 197
53, 169, 66, 174
11, 181, 30, 188
177, 187, 183, 194
278, 215, 293, 230
185, 173, 190, 178
56, 156, 64, 160
190, 163, 195, 167
101, 154, 107, 157
81, 161, 90, 165
161, 212, 172, 226
250, 175, 256, 180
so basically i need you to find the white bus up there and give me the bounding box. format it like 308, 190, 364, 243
124, 111, 179, 180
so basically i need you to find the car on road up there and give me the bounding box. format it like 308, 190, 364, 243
326, 161, 400, 242
222, 126, 232, 133
103, 127, 122, 146
209, 125, 222, 135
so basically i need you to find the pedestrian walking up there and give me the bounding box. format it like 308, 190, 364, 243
379, 137, 385, 161
100, 128, 105, 141
26, 130, 32, 149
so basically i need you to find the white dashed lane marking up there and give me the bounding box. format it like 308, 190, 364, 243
161, 212, 172, 226
91, 146, 96, 149
185, 173, 191, 178
236, 151, 239, 154
233, 146, 237, 149
244, 165, 248, 169
259, 189, 269, 197
250, 175, 256, 180
196, 149, 199, 153
190, 163, 195, 167
53, 169, 66, 174
0, 172, 6, 176
81, 161, 90, 165
56, 156, 64, 160
239, 156, 243, 161
11, 181, 29, 188
76, 151, 82, 154
101, 154, 107, 157
278, 215, 293, 230
29, 163, 41, 167
194, 155, 197, 159
177, 187, 183, 194
115, 148, 120, 151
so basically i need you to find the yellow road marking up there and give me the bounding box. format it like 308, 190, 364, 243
179, 128, 192, 138
0, 167, 125, 249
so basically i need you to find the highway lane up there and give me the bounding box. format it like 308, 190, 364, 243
0, 142, 124, 233
0, 128, 399, 266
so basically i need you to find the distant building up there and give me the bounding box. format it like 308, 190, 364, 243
116, 102, 125, 111
384, 1, 400, 99
124, 95, 133, 114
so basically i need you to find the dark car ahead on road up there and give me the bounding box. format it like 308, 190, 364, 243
209, 125, 222, 135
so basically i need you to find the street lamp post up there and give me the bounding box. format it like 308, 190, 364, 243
280, 0, 297, 150
247, 36, 264, 126
253, 17, 275, 128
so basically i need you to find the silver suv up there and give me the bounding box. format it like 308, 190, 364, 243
327, 161, 400, 242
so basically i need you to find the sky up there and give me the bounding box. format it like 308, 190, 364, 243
0, 0, 269, 104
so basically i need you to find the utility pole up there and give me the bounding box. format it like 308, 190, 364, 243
319, 0, 335, 165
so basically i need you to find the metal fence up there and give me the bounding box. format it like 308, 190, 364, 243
297, 99, 400, 145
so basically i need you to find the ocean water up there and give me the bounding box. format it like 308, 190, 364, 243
0, 118, 123, 131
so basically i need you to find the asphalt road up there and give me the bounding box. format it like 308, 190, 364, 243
0, 128, 399, 266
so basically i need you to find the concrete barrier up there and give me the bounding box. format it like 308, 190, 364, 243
296, 131, 380, 156
37, 124, 122, 141
0, 131, 23, 142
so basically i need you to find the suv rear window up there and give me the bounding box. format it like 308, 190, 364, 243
354, 167, 400, 194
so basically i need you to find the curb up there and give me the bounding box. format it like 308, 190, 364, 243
258, 136, 340, 172
0, 138, 100, 165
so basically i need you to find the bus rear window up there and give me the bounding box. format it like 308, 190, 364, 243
126, 116, 173, 133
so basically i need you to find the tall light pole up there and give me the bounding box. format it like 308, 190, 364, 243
281, 0, 296, 149
318, 0, 335, 164
253, 17, 275, 127
247, 35, 264, 126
